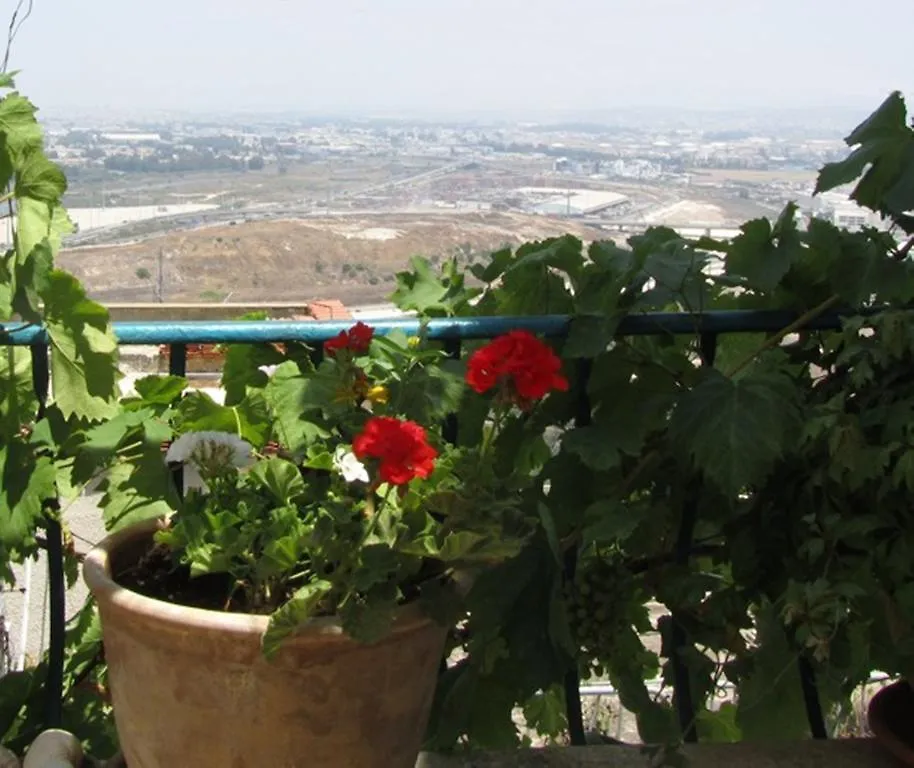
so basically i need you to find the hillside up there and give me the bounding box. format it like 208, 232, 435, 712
59, 213, 607, 305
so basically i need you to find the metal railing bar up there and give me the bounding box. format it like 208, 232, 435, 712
29, 343, 64, 728
168, 344, 187, 497
0, 307, 897, 346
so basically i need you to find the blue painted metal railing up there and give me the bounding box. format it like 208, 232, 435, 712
8, 309, 852, 744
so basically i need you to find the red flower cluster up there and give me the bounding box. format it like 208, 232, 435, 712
466, 330, 568, 404
353, 416, 438, 486
324, 322, 374, 357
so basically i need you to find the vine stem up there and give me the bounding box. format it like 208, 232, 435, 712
893, 234, 914, 262
726, 293, 842, 377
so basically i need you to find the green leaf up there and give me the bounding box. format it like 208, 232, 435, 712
12, 240, 52, 321
0, 446, 55, 556
522, 685, 567, 739
696, 703, 742, 743
725, 205, 801, 291
736, 604, 809, 740
262, 580, 332, 659
99, 444, 178, 533
390, 359, 465, 425
815, 140, 892, 195
134, 375, 187, 405
173, 390, 237, 434
249, 457, 306, 505
582, 499, 647, 546
0, 93, 42, 159
563, 314, 618, 358
42, 270, 118, 421
470, 246, 514, 283
390, 256, 477, 316
827, 229, 912, 304
816, 92, 914, 219
846, 91, 908, 146
670, 368, 802, 496
263, 364, 331, 455
418, 578, 464, 627
221, 342, 284, 406
15, 151, 67, 203
0, 670, 31, 738
339, 585, 398, 644
505, 235, 583, 281
234, 390, 271, 447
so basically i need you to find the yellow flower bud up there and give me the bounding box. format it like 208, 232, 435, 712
407, 336, 421, 349
366, 385, 390, 405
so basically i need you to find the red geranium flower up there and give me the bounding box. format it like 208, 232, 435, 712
352, 416, 438, 486
324, 322, 375, 357
466, 330, 568, 404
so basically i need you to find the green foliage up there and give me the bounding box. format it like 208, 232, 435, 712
0, 602, 116, 758
0, 74, 119, 572
386, 92, 914, 750
109, 318, 552, 659
7, 88, 914, 756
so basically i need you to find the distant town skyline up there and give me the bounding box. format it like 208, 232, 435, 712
11, 0, 914, 117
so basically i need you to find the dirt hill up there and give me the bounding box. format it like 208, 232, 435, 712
58, 213, 606, 305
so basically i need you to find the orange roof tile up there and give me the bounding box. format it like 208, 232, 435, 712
304, 300, 352, 321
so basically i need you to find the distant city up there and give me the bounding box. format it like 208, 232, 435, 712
32, 108, 886, 306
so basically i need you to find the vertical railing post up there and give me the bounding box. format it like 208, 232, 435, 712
442, 338, 461, 446
30, 343, 64, 728
169, 343, 187, 497
564, 357, 592, 747
670, 332, 718, 743
438, 337, 461, 679
799, 656, 828, 738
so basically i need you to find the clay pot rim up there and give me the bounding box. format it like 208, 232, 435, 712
83, 517, 431, 643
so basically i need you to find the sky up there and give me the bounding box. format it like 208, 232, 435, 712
8, 0, 914, 118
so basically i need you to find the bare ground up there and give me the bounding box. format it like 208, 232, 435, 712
59, 213, 606, 304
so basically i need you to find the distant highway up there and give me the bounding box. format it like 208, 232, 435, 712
63, 160, 479, 249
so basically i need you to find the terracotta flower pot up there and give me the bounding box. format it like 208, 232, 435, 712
84, 519, 448, 768
868, 679, 914, 766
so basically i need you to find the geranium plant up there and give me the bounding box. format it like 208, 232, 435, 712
112, 322, 568, 654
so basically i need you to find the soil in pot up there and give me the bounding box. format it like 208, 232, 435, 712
117, 538, 447, 615
868, 679, 914, 765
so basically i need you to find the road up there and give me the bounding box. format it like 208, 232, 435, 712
63, 160, 479, 249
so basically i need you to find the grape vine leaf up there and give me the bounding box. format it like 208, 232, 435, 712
725, 204, 801, 291
173, 390, 237, 434
736, 604, 809, 741
670, 368, 802, 496
262, 579, 332, 659
220, 342, 282, 406
0, 447, 55, 555
390, 256, 478, 316
132, 375, 187, 406
15, 151, 67, 204
0, 92, 42, 160
522, 685, 567, 740
98, 448, 178, 533
815, 91, 914, 225
504, 235, 583, 282
42, 270, 118, 421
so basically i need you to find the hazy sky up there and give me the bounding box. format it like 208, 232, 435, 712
9, 0, 914, 117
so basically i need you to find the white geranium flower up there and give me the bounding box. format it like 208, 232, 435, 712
333, 446, 369, 484
166, 431, 255, 475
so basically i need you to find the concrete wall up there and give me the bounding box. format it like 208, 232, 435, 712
417, 741, 898, 767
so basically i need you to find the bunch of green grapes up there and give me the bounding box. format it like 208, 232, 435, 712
565, 554, 639, 677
